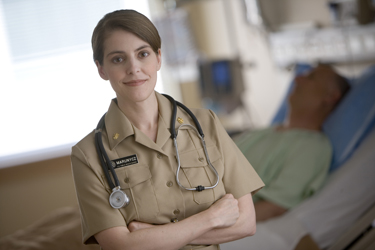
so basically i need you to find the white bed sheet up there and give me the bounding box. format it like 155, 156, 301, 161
221, 127, 375, 250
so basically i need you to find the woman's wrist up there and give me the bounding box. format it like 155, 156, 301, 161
199, 206, 221, 229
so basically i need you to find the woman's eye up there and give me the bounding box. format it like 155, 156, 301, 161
112, 57, 123, 63
139, 51, 149, 58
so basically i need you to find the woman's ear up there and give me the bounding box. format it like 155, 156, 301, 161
95, 60, 109, 80
156, 49, 162, 71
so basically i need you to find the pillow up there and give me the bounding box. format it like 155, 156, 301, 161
323, 65, 375, 171
271, 63, 375, 172
271, 63, 313, 124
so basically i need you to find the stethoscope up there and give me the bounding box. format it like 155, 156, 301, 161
95, 94, 219, 209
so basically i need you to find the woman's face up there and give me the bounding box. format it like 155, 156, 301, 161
96, 29, 161, 105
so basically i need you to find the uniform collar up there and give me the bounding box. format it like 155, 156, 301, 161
156, 92, 197, 148
105, 99, 134, 150
104, 92, 176, 151
155, 92, 174, 148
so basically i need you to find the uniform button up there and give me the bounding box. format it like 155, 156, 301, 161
198, 157, 204, 162
124, 177, 130, 183
171, 218, 179, 223
157, 153, 163, 159
166, 181, 173, 187
173, 209, 180, 215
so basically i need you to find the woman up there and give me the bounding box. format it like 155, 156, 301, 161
71, 9, 264, 250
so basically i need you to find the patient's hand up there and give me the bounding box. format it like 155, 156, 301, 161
254, 200, 287, 222
128, 221, 156, 232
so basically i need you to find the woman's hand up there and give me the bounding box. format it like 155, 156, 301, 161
190, 193, 256, 245
207, 193, 240, 228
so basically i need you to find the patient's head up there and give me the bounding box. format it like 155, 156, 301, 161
287, 64, 350, 129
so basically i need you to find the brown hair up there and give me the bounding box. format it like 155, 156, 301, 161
92, 9, 161, 65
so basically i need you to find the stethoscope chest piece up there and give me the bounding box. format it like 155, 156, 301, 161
109, 186, 130, 209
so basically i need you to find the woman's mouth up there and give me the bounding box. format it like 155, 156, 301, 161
123, 79, 147, 86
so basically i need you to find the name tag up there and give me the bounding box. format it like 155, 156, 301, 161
111, 154, 138, 169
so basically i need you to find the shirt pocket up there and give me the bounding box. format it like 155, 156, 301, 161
102, 164, 159, 223
178, 146, 226, 205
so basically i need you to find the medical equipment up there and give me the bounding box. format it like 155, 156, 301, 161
95, 94, 219, 209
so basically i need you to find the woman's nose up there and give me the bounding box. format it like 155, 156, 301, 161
126, 58, 140, 75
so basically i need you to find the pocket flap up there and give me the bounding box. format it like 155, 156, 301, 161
102, 165, 152, 189
179, 146, 221, 168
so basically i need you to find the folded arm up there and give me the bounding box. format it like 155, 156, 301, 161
128, 193, 256, 246
190, 193, 256, 244
95, 193, 243, 250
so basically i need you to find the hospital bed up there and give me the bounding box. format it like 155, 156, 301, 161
0, 64, 374, 250
222, 63, 375, 250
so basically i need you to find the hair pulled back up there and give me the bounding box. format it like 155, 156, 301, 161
92, 9, 161, 65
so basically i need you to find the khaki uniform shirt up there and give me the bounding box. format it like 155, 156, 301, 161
71, 92, 264, 249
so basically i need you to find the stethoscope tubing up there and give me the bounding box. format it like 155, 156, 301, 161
173, 124, 219, 191
163, 94, 219, 191
95, 114, 120, 190
162, 94, 204, 139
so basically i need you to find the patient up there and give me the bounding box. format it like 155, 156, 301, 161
235, 64, 350, 222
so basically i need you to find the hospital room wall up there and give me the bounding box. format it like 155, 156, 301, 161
169, 0, 372, 129
153, 0, 336, 129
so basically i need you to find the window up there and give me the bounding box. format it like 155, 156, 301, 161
0, 0, 163, 168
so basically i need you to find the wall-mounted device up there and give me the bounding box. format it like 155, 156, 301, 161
198, 58, 245, 113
